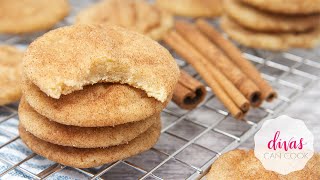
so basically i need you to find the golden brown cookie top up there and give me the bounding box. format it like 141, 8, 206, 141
0, 45, 23, 67
0, 45, 23, 105
207, 149, 320, 179
240, 0, 320, 15
22, 24, 180, 102
22, 77, 169, 127
0, 0, 69, 34
76, 0, 174, 40
221, 16, 320, 51
156, 0, 222, 17
224, 0, 320, 32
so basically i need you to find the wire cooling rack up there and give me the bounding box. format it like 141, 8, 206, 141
1, 0, 320, 179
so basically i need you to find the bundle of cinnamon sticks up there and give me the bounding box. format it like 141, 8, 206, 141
166, 19, 277, 119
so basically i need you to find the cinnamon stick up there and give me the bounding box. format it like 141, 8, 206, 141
166, 31, 249, 113
164, 31, 248, 119
175, 21, 262, 107
196, 19, 277, 102
173, 70, 207, 110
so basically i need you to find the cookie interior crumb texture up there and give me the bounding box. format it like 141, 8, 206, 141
22, 24, 180, 102
22, 73, 170, 127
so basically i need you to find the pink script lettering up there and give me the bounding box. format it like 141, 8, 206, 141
267, 131, 304, 151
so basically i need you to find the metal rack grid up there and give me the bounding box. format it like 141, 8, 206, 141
0, 0, 320, 179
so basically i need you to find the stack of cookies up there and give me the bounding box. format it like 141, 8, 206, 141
222, 0, 320, 50
19, 24, 180, 168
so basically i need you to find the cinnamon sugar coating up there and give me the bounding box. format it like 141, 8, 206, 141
207, 150, 320, 179
19, 98, 159, 148
19, 120, 161, 168
221, 16, 320, 51
22, 24, 180, 102
0, 0, 69, 34
0, 45, 23, 105
76, 0, 174, 41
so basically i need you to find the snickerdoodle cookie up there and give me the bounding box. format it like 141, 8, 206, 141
76, 0, 173, 41
221, 16, 320, 51
0, 45, 23, 106
22, 24, 179, 103
207, 150, 320, 179
224, 0, 320, 32
156, 0, 223, 17
0, 0, 69, 34
19, 120, 161, 168
22, 77, 169, 127
240, 0, 320, 15
19, 98, 159, 148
